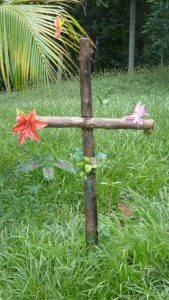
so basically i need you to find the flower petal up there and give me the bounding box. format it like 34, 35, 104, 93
12, 109, 48, 144
123, 114, 135, 121
134, 102, 141, 114
139, 105, 148, 117
123, 102, 148, 125
19, 131, 27, 145
134, 102, 148, 117
33, 119, 48, 129
54, 16, 62, 39
16, 114, 26, 122
27, 109, 36, 122
136, 117, 144, 125
12, 122, 27, 133
27, 125, 40, 142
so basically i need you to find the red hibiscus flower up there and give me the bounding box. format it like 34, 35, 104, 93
54, 16, 62, 39
12, 109, 48, 145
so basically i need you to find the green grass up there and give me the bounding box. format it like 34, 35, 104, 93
1, 67, 169, 299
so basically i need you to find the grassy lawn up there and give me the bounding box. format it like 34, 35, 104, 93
1, 67, 169, 299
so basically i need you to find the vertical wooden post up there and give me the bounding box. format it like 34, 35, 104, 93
79, 38, 98, 246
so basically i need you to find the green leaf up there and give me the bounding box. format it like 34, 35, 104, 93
101, 228, 111, 241
79, 171, 86, 177
42, 167, 54, 180
84, 157, 91, 163
77, 162, 85, 168
56, 159, 74, 172
17, 108, 25, 115
0, 1, 88, 91
17, 161, 40, 172
84, 164, 92, 173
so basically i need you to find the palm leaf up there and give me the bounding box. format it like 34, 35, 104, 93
0, 0, 88, 90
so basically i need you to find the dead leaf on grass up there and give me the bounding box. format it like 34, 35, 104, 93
117, 203, 135, 218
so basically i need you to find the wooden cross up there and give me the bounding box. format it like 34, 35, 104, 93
38, 38, 154, 246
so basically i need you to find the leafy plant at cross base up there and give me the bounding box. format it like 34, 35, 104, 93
17, 149, 107, 181
71, 148, 107, 179
76, 156, 97, 178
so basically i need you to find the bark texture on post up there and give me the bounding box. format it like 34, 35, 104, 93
79, 38, 98, 246
128, 0, 136, 72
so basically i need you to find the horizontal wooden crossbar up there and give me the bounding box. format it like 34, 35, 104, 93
37, 116, 154, 130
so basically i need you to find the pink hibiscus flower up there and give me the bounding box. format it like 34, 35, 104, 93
123, 102, 148, 125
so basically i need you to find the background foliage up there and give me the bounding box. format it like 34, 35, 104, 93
73, 0, 169, 71
0, 0, 86, 91
1, 0, 169, 90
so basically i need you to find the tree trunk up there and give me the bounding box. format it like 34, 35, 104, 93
160, 51, 164, 66
128, 0, 136, 72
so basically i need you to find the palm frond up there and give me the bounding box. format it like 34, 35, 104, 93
0, 1, 87, 90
